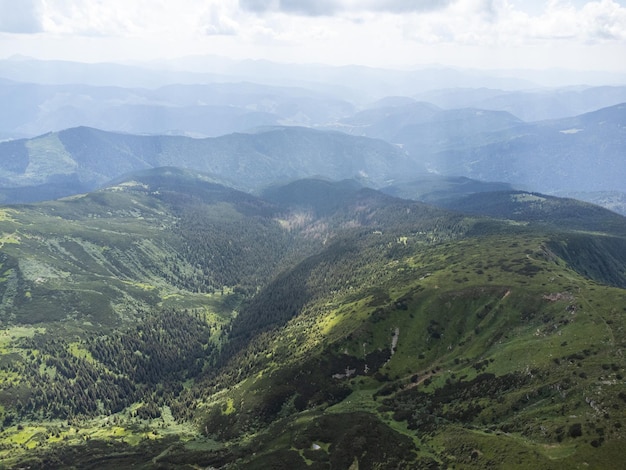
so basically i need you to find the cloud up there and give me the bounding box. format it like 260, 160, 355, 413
361, 0, 456, 13
580, 0, 626, 41
203, 4, 239, 35
0, 0, 43, 33
240, 0, 335, 16
239, 0, 454, 16
401, 0, 626, 46
2, 0, 623, 71
36, 0, 241, 38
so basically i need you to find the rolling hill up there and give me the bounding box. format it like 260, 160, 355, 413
0, 170, 624, 468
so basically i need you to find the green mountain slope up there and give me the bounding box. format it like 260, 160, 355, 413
187, 211, 626, 469
433, 190, 626, 288
381, 175, 513, 205
0, 172, 624, 469
435, 190, 626, 236
0, 168, 303, 326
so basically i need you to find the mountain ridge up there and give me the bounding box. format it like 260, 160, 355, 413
0, 169, 624, 468
0, 125, 411, 202
328, 101, 626, 196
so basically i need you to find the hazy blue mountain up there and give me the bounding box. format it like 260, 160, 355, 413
0, 56, 537, 100
329, 103, 525, 165
0, 56, 226, 88
333, 102, 522, 138
3, 56, 625, 117
0, 80, 354, 139
329, 102, 625, 197
415, 85, 626, 121
0, 126, 410, 202
332, 101, 443, 140
427, 103, 626, 194
365, 95, 419, 109
2, 100, 623, 207
381, 175, 513, 204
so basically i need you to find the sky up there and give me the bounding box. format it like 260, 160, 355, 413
0, 0, 625, 71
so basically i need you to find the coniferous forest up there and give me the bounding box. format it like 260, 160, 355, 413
0, 168, 624, 468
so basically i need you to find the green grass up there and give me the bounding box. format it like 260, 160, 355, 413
195, 229, 626, 467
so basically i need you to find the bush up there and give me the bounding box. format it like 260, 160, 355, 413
569, 423, 583, 438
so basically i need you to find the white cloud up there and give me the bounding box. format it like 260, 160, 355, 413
239, 0, 454, 16
580, 0, 626, 40
399, 0, 626, 46
6, 0, 624, 47
202, 4, 239, 35
0, 0, 623, 71
36, 0, 241, 37
0, 0, 43, 33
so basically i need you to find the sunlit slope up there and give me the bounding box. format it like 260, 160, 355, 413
197, 223, 626, 468
0, 167, 306, 326
0, 168, 307, 468
436, 190, 626, 288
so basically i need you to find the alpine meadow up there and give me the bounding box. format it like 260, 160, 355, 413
1, 1, 626, 469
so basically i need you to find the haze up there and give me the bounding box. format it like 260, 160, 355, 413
1, 0, 626, 75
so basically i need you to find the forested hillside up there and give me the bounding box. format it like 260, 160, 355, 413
0, 170, 624, 469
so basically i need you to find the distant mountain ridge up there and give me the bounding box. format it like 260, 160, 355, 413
414, 85, 626, 121
0, 80, 354, 139
329, 101, 626, 196
1, 99, 624, 213
0, 126, 410, 202
434, 102, 626, 194
3, 56, 626, 142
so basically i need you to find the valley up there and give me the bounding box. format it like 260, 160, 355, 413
0, 170, 623, 469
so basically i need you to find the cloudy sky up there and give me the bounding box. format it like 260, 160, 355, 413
0, 0, 625, 71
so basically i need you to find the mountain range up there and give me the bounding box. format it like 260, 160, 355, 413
0, 79, 354, 140
0, 125, 410, 202
0, 101, 624, 214
414, 86, 626, 122
0, 56, 625, 469
1, 57, 625, 217
0, 168, 624, 468
329, 101, 626, 198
